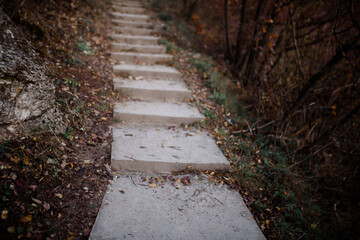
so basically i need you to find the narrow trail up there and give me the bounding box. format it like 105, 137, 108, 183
90, 1, 264, 239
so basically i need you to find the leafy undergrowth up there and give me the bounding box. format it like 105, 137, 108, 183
153, 12, 351, 240
151, 1, 360, 239
0, 0, 115, 239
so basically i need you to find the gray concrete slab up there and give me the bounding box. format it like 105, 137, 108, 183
112, 1, 143, 8
93, 2, 266, 239
111, 52, 172, 64
111, 34, 159, 45
112, 43, 166, 54
112, 19, 152, 28
90, 173, 265, 240
111, 12, 150, 21
113, 6, 145, 14
111, 126, 229, 172
113, 64, 181, 80
114, 78, 191, 101
112, 26, 154, 35
113, 101, 204, 125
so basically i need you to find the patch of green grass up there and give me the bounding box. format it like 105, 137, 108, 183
76, 40, 93, 53
158, 13, 171, 21
176, 20, 190, 34
234, 133, 321, 239
65, 56, 83, 65
201, 108, 215, 119
83, 18, 92, 25
192, 58, 212, 73
0, 141, 8, 156
159, 38, 176, 53
62, 126, 74, 140
64, 78, 78, 88
151, 0, 160, 8
210, 90, 226, 105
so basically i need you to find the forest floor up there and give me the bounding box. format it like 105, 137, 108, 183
0, 0, 115, 239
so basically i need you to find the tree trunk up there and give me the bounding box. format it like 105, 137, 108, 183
224, 0, 231, 61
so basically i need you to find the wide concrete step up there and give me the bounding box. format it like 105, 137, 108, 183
111, 12, 149, 22
113, 6, 145, 14
113, 64, 180, 80
111, 126, 229, 172
90, 174, 265, 240
112, 1, 143, 8
113, 101, 204, 125
111, 52, 172, 64
112, 43, 166, 54
113, 26, 154, 36
112, 34, 159, 45
112, 19, 152, 28
114, 78, 192, 101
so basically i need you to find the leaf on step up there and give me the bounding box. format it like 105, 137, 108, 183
149, 183, 157, 188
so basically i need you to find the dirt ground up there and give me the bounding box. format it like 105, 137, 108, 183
0, 0, 115, 239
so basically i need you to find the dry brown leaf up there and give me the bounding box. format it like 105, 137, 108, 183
20, 215, 32, 223
43, 202, 50, 211
149, 183, 157, 188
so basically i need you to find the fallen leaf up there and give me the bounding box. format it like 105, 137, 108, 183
7, 226, 15, 233
181, 176, 191, 185
11, 156, 20, 164
23, 156, 30, 165
149, 183, 157, 188
55, 193, 63, 199
43, 202, 50, 211
20, 215, 32, 223
32, 198, 42, 204
1, 209, 8, 219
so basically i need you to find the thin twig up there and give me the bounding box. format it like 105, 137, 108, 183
233, 119, 278, 134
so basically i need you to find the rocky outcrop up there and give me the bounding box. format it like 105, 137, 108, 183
0, 7, 64, 141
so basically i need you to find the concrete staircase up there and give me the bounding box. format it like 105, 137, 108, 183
90, 1, 265, 239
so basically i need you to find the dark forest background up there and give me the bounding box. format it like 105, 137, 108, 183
152, 0, 360, 239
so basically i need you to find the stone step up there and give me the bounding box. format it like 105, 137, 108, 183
112, 1, 143, 8
111, 126, 229, 172
112, 19, 152, 28
113, 6, 145, 14
111, 34, 159, 45
111, 12, 149, 22
111, 52, 172, 64
113, 78, 192, 101
92, 173, 265, 239
90, 174, 265, 240
113, 26, 154, 36
113, 64, 180, 80
113, 101, 204, 125
112, 43, 166, 54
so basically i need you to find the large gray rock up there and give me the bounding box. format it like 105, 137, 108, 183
0, 7, 64, 141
